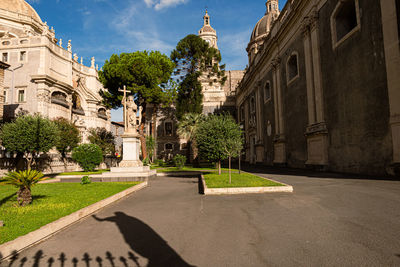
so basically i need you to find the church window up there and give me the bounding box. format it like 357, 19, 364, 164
250, 97, 256, 113
165, 143, 173, 150
181, 143, 188, 150
20, 51, 26, 62
264, 81, 271, 103
3, 90, 7, 103
2, 53, 8, 63
287, 53, 299, 84
240, 105, 245, 122
18, 90, 25, 103
165, 122, 173, 136
98, 108, 107, 120
331, 0, 360, 49
205, 18, 209, 25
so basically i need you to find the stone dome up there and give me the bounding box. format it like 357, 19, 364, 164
0, 0, 42, 23
250, 14, 274, 43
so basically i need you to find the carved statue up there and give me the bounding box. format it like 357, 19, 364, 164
123, 95, 138, 133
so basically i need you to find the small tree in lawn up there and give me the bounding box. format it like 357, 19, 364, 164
1, 114, 59, 170
88, 128, 116, 157
72, 144, 103, 172
53, 118, 81, 172
196, 114, 243, 179
146, 136, 156, 163
1, 170, 45, 206
222, 130, 243, 184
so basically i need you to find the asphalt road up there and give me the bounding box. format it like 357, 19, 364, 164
2, 169, 400, 267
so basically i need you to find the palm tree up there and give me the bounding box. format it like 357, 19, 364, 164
177, 113, 203, 164
1, 170, 45, 206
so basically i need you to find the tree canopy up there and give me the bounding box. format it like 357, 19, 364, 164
53, 117, 81, 168
99, 51, 175, 109
1, 114, 59, 170
171, 34, 227, 119
88, 127, 116, 157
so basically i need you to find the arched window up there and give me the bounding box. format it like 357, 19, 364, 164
165, 143, 173, 150
51, 91, 69, 108
287, 53, 299, 84
331, 0, 360, 48
264, 81, 271, 103
98, 108, 107, 120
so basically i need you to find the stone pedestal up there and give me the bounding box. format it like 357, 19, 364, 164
305, 122, 329, 166
273, 134, 286, 164
107, 132, 156, 178
119, 133, 143, 168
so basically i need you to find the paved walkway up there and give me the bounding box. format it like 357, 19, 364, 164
2, 169, 400, 267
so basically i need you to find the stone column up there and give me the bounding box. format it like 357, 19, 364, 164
36, 85, 51, 117
272, 58, 286, 164
380, 0, 400, 167
302, 13, 329, 166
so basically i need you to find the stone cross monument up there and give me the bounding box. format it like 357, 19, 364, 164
106, 86, 155, 178
118, 86, 143, 168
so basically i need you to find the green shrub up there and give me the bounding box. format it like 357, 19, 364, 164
81, 176, 92, 185
154, 159, 165, 167
173, 154, 186, 169
143, 158, 150, 166
72, 144, 103, 172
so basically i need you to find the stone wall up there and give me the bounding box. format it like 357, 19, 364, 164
319, 0, 392, 175
236, 0, 399, 176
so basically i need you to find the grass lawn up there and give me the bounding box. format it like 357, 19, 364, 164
0, 182, 139, 244
58, 169, 110, 176
204, 172, 283, 188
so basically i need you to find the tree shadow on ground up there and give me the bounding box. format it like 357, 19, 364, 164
93, 212, 195, 267
0, 193, 15, 208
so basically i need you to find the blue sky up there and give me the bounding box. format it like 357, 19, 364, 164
27, 0, 287, 120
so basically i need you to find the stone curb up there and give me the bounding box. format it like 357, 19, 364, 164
0, 181, 148, 260
201, 174, 293, 195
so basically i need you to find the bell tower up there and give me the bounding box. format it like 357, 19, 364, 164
198, 10, 218, 49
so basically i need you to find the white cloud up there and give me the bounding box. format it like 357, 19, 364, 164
144, 0, 188, 11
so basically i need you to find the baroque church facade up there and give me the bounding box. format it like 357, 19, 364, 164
0, 0, 111, 172
237, 0, 400, 176
0, 0, 111, 137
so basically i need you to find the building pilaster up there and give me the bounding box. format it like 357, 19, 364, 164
380, 0, 400, 167
272, 57, 286, 164
302, 12, 329, 166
